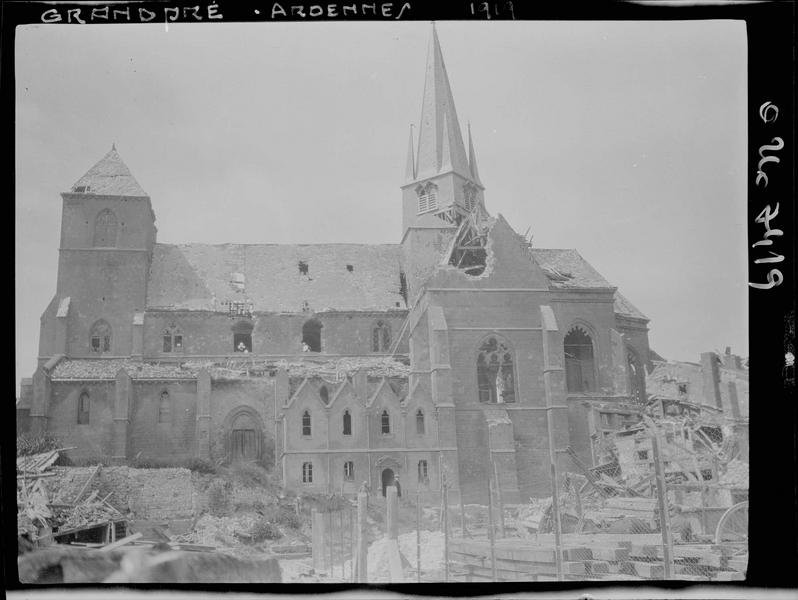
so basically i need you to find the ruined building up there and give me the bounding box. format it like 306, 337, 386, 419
18, 26, 651, 501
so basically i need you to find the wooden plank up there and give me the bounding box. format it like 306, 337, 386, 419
16, 472, 57, 480
630, 544, 661, 558
711, 571, 745, 581
449, 542, 591, 562
100, 532, 143, 552
588, 546, 630, 561
604, 498, 658, 510
450, 563, 539, 582
632, 544, 726, 568
54, 520, 112, 538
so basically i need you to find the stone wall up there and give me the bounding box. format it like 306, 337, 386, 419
142, 311, 409, 357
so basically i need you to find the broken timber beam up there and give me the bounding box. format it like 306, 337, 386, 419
72, 464, 102, 505
100, 532, 142, 552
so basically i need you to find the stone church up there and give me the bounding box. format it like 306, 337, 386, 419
18, 26, 651, 502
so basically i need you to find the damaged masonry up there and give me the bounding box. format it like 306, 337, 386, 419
16, 23, 748, 584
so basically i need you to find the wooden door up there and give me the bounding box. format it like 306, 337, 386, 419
231, 429, 258, 461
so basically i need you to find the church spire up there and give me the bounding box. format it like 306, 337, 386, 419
405, 125, 416, 182
467, 122, 482, 187
414, 23, 470, 181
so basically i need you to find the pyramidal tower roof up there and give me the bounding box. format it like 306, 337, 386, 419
413, 24, 471, 182
69, 145, 148, 197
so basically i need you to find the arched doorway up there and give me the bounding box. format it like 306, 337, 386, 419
381, 468, 395, 497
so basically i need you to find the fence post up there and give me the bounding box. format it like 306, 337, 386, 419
356, 492, 368, 583
416, 487, 421, 583
487, 478, 497, 582
339, 509, 344, 580
328, 510, 333, 578
650, 422, 673, 579
459, 487, 468, 537
387, 485, 399, 540
312, 509, 326, 573
492, 460, 506, 538
443, 480, 449, 582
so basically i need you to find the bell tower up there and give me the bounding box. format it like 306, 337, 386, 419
401, 24, 485, 237
39, 145, 157, 361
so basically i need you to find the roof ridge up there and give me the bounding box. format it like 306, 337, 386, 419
157, 242, 403, 248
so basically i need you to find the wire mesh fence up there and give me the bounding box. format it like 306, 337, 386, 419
310, 417, 747, 583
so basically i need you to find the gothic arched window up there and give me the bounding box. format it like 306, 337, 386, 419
302, 319, 323, 352
77, 391, 90, 425
418, 460, 429, 483
302, 462, 313, 483
302, 410, 312, 436
158, 391, 170, 424
627, 350, 646, 404
344, 461, 355, 481
381, 410, 391, 434
416, 409, 425, 434
163, 324, 183, 353
89, 319, 112, 353
319, 386, 329, 404
564, 326, 596, 393
343, 410, 352, 436
93, 209, 118, 247
477, 336, 516, 403
372, 320, 392, 352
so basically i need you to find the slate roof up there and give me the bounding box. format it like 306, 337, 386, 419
612, 290, 648, 321
530, 248, 614, 289
69, 146, 148, 197
147, 243, 407, 313
531, 248, 648, 321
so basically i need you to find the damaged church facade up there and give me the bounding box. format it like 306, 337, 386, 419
19, 27, 651, 502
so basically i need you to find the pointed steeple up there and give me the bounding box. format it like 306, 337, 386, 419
405, 125, 416, 182
467, 122, 483, 187
415, 23, 470, 181
69, 145, 147, 197
440, 112, 452, 173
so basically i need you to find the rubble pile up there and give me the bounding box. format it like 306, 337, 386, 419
50, 492, 121, 532
48, 356, 411, 383
176, 513, 260, 548
17, 452, 126, 552
50, 359, 191, 380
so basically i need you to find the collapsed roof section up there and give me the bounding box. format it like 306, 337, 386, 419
443, 203, 493, 277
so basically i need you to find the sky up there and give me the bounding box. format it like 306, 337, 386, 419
15, 20, 748, 390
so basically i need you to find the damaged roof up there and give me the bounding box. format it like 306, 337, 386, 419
68, 146, 148, 197
531, 248, 648, 320
48, 356, 410, 381
612, 290, 648, 321
50, 359, 194, 380
531, 248, 614, 289
147, 243, 407, 313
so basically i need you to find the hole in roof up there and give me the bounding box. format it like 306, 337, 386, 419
299, 261, 308, 275
346, 264, 354, 272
